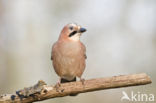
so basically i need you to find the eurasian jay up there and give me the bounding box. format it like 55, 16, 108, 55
51, 23, 87, 88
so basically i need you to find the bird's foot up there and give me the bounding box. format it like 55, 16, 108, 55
54, 81, 61, 92
54, 80, 65, 93
80, 78, 85, 85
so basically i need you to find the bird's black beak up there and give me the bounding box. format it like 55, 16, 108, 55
79, 28, 87, 33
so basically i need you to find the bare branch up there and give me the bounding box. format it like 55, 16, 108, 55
0, 73, 152, 103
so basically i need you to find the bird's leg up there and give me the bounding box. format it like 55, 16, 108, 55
80, 77, 85, 85
54, 78, 61, 92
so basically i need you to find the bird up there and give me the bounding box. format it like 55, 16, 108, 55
51, 23, 87, 94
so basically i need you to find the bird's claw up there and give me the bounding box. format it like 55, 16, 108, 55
54, 82, 64, 93
54, 82, 61, 92
80, 78, 85, 85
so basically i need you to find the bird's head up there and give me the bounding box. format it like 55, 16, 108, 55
59, 23, 86, 41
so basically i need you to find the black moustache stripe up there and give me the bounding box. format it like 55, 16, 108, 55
69, 31, 77, 37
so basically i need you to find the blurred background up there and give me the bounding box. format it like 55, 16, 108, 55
0, 0, 156, 103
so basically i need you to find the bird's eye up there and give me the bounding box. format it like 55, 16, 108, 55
69, 26, 73, 30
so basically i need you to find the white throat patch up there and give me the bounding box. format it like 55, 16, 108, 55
69, 33, 81, 41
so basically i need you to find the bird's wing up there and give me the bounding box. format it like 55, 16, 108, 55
51, 42, 57, 61
51, 55, 53, 60
51, 48, 53, 60
84, 54, 87, 59
80, 42, 87, 59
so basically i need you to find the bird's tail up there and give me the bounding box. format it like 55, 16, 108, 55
61, 77, 76, 83
61, 77, 78, 96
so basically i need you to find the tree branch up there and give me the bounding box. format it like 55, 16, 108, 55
0, 73, 152, 103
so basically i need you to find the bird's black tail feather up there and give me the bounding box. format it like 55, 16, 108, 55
61, 77, 76, 83
61, 77, 78, 96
